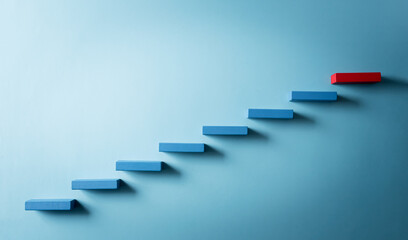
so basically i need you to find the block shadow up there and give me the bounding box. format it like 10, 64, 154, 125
290, 95, 360, 111
247, 128, 269, 142
248, 117, 296, 123
161, 144, 225, 160
289, 100, 338, 105
337, 95, 360, 107
248, 113, 315, 126
205, 144, 225, 158
292, 112, 315, 124
39, 201, 90, 216
334, 76, 408, 91
380, 76, 408, 90
80, 180, 137, 195
125, 162, 182, 178
202, 128, 269, 142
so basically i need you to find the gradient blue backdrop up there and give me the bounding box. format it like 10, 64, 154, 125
1, 0, 408, 239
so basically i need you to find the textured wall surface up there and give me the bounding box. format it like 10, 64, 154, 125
1, 0, 408, 239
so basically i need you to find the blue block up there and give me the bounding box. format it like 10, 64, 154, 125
290, 91, 337, 101
159, 143, 205, 152
203, 126, 248, 135
72, 179, 120, 190
248, 109, 293, 119
25, 199, 76, 211
116, 160, 162, 171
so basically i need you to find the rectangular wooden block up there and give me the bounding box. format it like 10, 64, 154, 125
248, 109, 293, 119
290, 91, 337, 101
72, 179, 120, 190
202, 126, 248, 135
25, 199, 76, 211
331, 72, 381, 84
159, 143, 205, 152
116, 161, 162, 171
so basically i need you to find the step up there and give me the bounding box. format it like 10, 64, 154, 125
116, 160, 162, 171
72, 179, 120, 190
290, 91, 337, 101
25, 199, 76, 211
248, 109, 293, 119
159, 143, 205, 153
331, 72, 381, 84
203, 126, 248, 135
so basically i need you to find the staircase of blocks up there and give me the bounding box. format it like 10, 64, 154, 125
24, 72, 382, 211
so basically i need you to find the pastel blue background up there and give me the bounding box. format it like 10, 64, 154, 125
1, 0, 408, 239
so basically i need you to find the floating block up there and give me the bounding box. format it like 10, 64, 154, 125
331, 72, 381, 84
159, 143, 205, 153
248, 109, 293, 119
72, 179, 120, 190
25, 199, 76, 211
290, 91, 337, 101
203, 126, 248, 135
116, 160, 162, 171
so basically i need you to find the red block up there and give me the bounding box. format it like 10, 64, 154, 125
331, 72, 381, 84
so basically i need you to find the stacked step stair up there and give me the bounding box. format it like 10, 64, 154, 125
24, 71, 382, 211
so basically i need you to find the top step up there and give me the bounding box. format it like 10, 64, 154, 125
290, 91, 337, 102
331, 72, 381, 84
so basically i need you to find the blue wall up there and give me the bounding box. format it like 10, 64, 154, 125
1, 0, 408, 239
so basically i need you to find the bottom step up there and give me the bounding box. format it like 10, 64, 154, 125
25, 199, 76, 211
